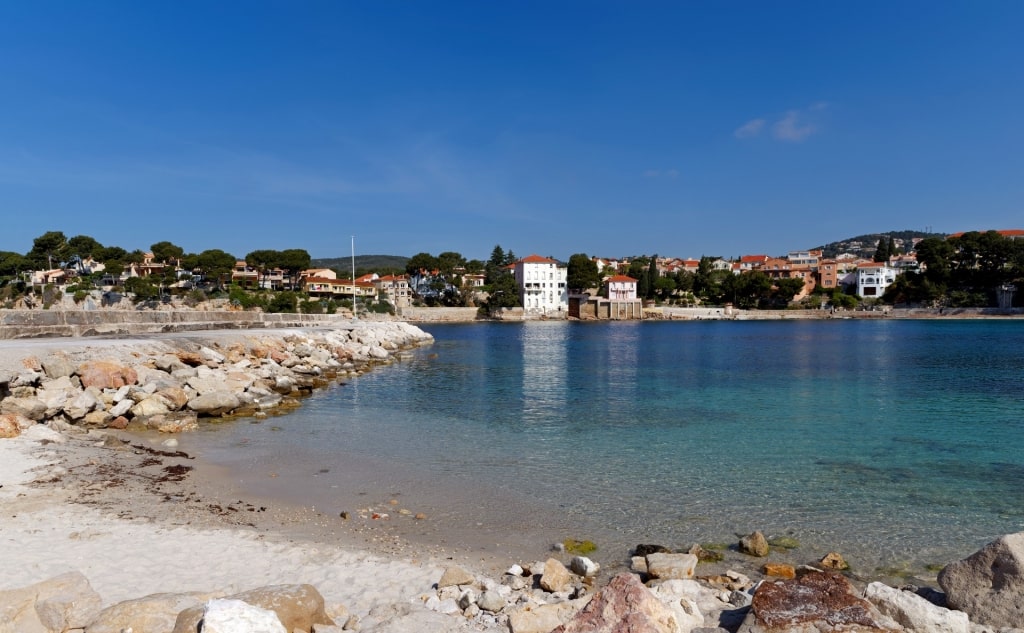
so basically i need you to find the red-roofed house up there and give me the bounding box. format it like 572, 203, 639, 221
606, 275, 638, 301
372, 274, 412, 308
948, 229, 1024, 240
739, 255, 769, 271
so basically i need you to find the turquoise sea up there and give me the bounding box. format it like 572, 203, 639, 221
196, 320, 1024, 577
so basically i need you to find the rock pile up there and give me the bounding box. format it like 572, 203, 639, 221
3, 531, 1024, 632
0, 323, 433, 437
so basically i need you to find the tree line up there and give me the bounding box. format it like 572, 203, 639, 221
885, 231, 1024, 307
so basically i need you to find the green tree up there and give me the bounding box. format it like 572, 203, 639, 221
0, 252, 32, 278
150, 241, 185, 264
96, 246, 128, 264
484, 271, 520, 311
196, 249, 236, 289
914, 237, 953, 285
437, 251, 466, 276
28, 231, 69, 269
267, 291, 299, 313
124, 276, 159, 302
245, 249, 282, 287
566, 253, 600, 292
277, 249, 311, 286
485, 245, 507, 284
67, 235, 102, 259
773, 277, 806, 305
646, 258, 660, 300
406, 252, 439, 277
873, 237, 891, 263
653, 275, 677, 301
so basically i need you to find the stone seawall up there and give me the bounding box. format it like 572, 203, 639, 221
0, 309, 352, 339
397, 306, 482, 322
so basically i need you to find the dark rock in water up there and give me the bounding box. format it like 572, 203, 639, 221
633, 544, 672, 557
938, 531, 1024, 629
742, 571, 888, 633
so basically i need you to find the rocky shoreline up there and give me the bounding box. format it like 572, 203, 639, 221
2, 322, 1024, 632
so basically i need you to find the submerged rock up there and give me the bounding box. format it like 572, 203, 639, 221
739, 531, 769, 557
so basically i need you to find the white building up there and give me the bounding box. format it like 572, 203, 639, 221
606, 275, 638, 300
514, 254, 568, 315
856, 264, 897, 298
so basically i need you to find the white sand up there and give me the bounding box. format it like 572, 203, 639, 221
0, 435, 477, 624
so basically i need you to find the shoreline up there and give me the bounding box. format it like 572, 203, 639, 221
0, 322, 1019, 631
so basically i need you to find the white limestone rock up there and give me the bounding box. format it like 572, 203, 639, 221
187, 391, 241, 416
646, 552, 698, 580
570, 556, 600, 578
864, 582, 970, 633
198, 598, 286, 633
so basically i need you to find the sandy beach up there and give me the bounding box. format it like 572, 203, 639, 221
2, 326, 1020, 633
0, 327, 520, 631
0, 429, 515, 630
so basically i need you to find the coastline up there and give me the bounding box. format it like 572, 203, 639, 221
1, 321, 1020, 632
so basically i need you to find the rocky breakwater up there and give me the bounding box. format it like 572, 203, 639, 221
0, 322, 433, 438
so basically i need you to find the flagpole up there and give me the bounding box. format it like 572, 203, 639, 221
351, 235, 357, 319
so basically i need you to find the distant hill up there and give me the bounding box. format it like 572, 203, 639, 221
814, 230, 946, 259
310, 254, 408, 275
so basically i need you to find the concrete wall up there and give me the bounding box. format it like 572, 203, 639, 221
397, 306, 482, 322
0, 309, 352, 339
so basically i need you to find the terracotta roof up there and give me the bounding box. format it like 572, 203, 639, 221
948, 229, 1024, 239
518, 254, 558, 264
607, 275, 638, 283
740, 255, 769, 263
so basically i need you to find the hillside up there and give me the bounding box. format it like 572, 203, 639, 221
309, 254, 408, 275
813, 230, 946, 259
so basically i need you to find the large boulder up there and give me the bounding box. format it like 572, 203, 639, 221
75, 589, 218, 630
77, 360, 138, 389
0, 570, 102, 633
187, 391, 241, 416
864, 582, 969, 633
739, 531, 770, 557
552, 572, 684, 633
508, 602, 581, 633
0, 397, 47, 421
540, 558, 574, 594
173, 584, 333, 633
646, 552, 697, 580
437, 566, 476, 589
41, 356, 75, 379
63, 389, 99, 420
739, 571, 892, 633
938, 531, 1024, 628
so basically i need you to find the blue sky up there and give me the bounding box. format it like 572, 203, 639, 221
2, 2, 1022, 262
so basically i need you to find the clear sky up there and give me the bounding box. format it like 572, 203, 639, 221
2, 2, 1022, 262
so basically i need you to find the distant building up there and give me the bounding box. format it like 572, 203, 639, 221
372, 274, 412, 308
514, 254, 568, 315
856, 264, 897, 298
568, 274, 642, 320
606, 275, 638, 300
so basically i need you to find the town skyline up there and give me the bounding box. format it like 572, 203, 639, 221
2, 3, 1022, 260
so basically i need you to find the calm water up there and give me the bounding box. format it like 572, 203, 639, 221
196, 320, 1024, 577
